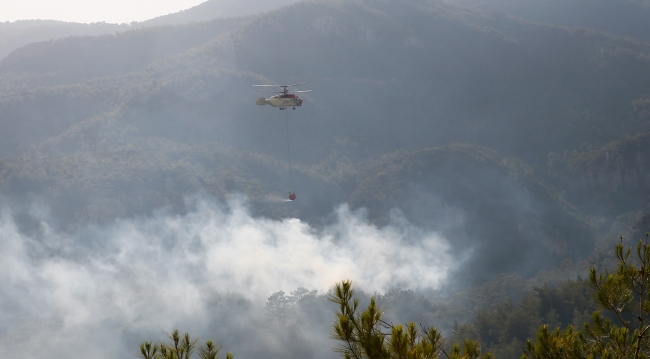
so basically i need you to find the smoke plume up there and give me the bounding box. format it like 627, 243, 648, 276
0, 196, 455, 358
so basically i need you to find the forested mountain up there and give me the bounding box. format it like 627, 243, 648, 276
0, 0, 300, 61
3, 0, 650, 164
139, 0, 303, 26
2, 0, 650, 358
0, 20, 130, 60
1, 0, 649, 214
444, 0, 650, 42
0, 18, 243, 84
1, 0, 648, 287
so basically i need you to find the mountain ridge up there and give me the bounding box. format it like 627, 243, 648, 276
0, 0, 647, 285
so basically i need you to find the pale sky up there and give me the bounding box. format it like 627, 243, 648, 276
1, 0, 207, 24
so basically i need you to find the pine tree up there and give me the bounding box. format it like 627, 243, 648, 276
330, 280, 493, 359
138, 329, 233, 359
524, 234, 650, 359
139, 341, 160, 359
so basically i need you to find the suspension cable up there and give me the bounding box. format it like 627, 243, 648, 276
285, 109, 293, 192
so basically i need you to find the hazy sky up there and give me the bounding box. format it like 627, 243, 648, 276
1, 0, 206, 23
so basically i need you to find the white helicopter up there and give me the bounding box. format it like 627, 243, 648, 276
254, 82, 311, 110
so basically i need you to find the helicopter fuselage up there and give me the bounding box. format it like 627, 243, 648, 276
256, 94, 303, 109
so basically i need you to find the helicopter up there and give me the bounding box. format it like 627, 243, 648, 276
254, 82, 311, 110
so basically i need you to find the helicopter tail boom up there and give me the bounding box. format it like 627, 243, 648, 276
256, 97, 269, 106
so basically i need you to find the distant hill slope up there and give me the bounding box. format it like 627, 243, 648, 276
0, 0, 301, 61
348, 144, 594, 284
5, 1, 649, 356
4, 0, 647, 292
444, 0, 650, 42
0, 20, 130, 60
0, 138, 297, 227
549, 131, 650, 217
138, 0, 303, 26
0, 0, 648, 245
0, 18, 243, 85
0, 139, 594, 286
4, 0, 649, 165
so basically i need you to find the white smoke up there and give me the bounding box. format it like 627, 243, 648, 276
0, 196, 455, 359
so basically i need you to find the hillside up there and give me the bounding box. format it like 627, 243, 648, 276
348, 144, 594, 284
0, 18, 243, 85
546, 131, 650, 217
0, 138, 594, 288
3, 1, 650, 359
139, 0, 303, 26
444, 0, 650, 42
0, 20, 130, 60
2, 0, 650, 166
0, 0, 646, 271
0, 0, 300, 62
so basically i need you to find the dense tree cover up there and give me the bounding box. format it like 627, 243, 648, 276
265, 239, 650, 359
0, 0, 301, 63
523, 236, 650, 359
0, 139, 598, 285
220, 265, 614, 359
346, 144, 594, 284
2, 0, 650, 354
131, 238, 650, 359
0, 18, 243, 84
0, 20, 130, 60
0, 138, 301, 226
125, 233, 650, 359
445, 0, 650, 42
216, 0, 650, 165
330, 280, 493, 359
547, 132, 650, 218
5, 1, 650, 359
444, 278, 596, 359
278, 263, 620, 359
2, 0, 650, 165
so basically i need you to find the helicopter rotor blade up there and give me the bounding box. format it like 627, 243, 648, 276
292, 90, 312, 93
253, 82, 307, 87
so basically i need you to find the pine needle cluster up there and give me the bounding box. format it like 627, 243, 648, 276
138, 329, 234, 359
523, 234, 650, 359
330, 280, 493, 359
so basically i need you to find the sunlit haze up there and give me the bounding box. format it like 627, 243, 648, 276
1, 0, 206, 23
